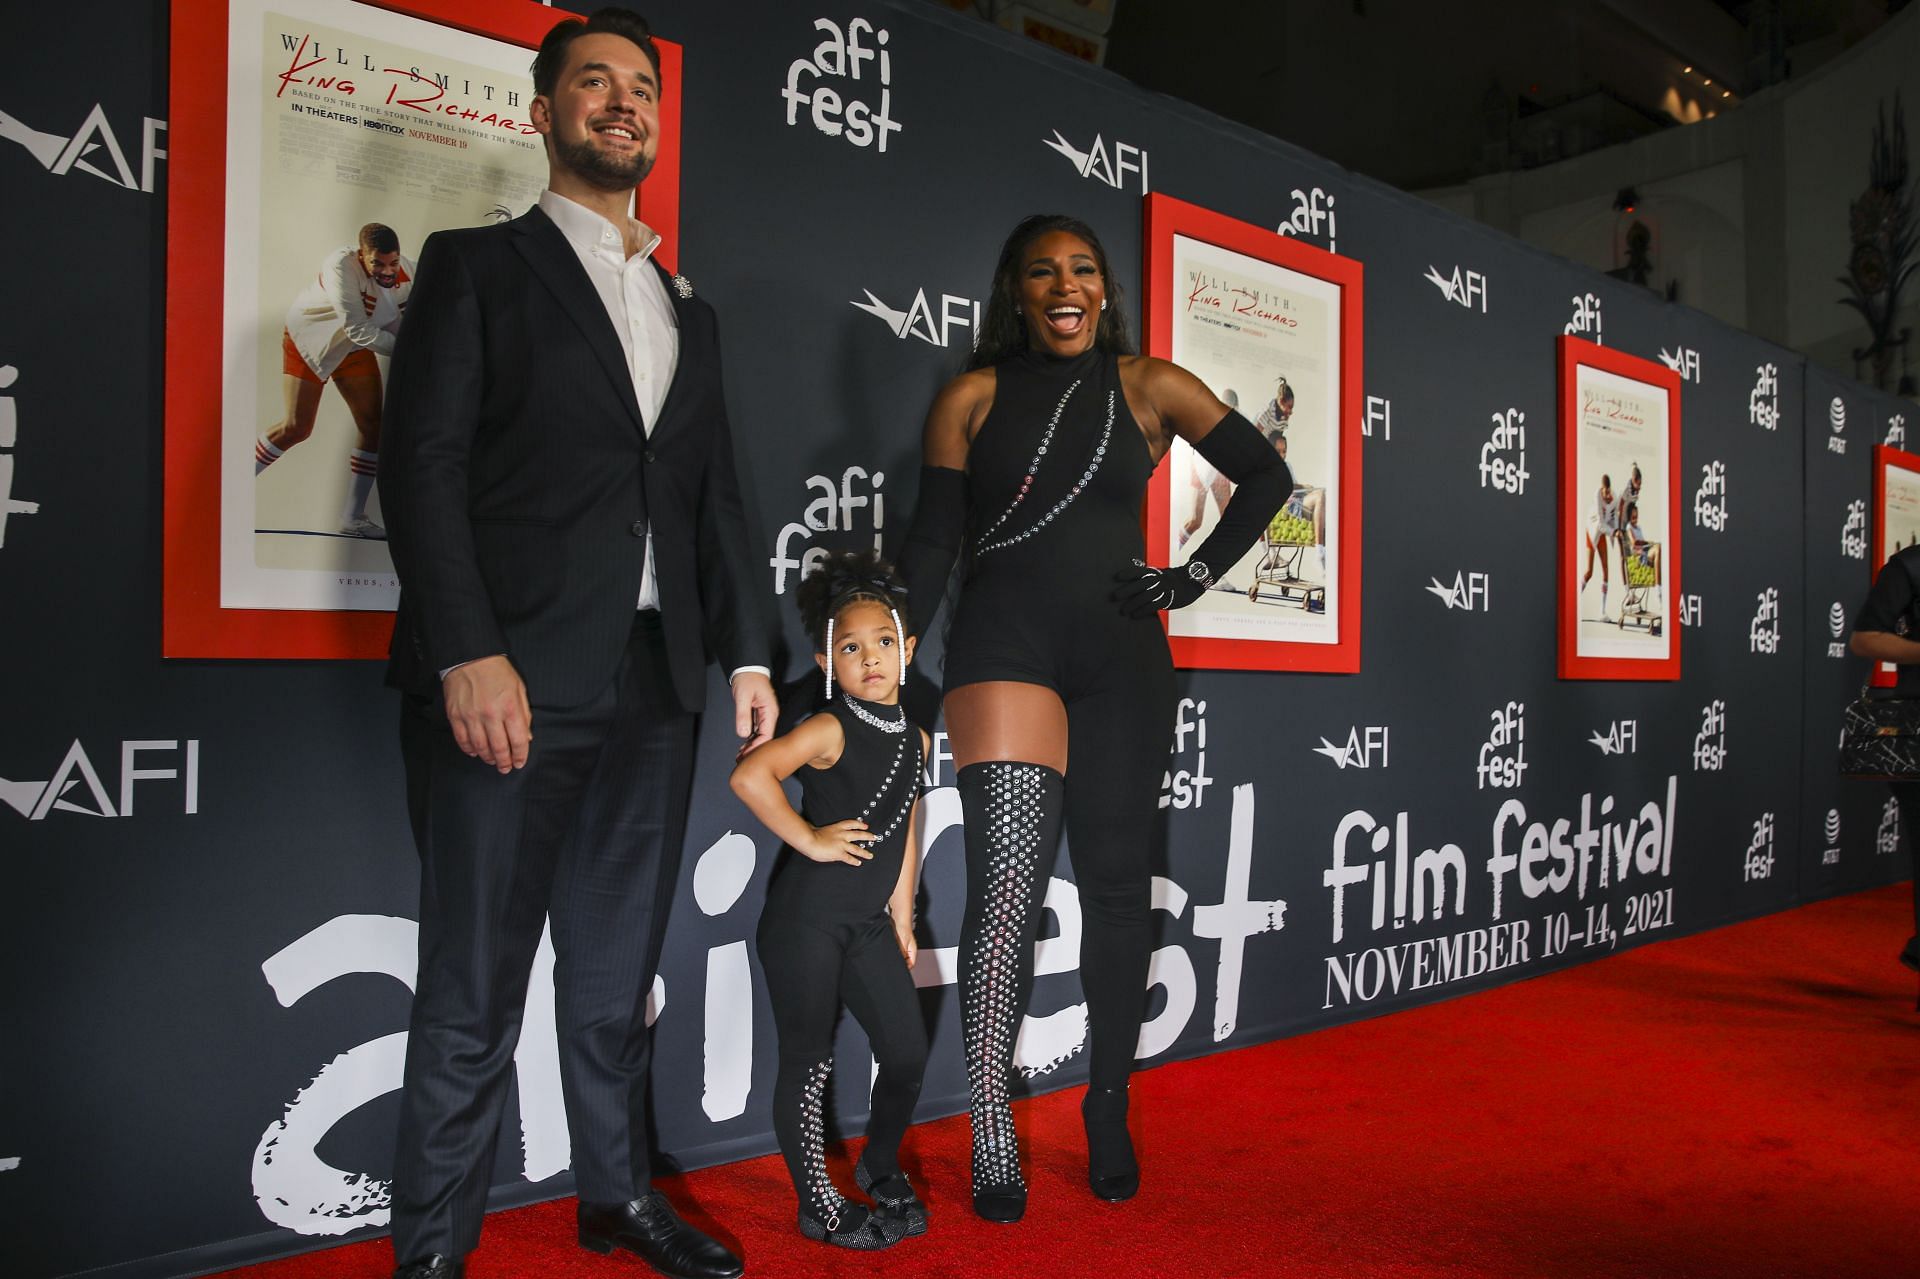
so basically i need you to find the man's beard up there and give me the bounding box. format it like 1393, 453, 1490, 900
554, 131, 654, 191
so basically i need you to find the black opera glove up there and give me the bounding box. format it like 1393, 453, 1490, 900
895, 465, 968, 639
1112, 559, 1210, 617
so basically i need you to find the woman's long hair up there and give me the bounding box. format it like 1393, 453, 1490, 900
966, 214, 1135, 370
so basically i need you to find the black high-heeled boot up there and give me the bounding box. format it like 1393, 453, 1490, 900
1082, 1085, 1139, 1202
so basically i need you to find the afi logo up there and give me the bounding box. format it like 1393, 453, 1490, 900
1161, 698, 1214, 810
1363, 394, 1392, 440
1749, 363, 1779, 430
1424, 264, 1487, 312
0, 366, 41, 549
1658, 346, 1700, 383
1887, 413, 1908, 450
1476, 702, 1526, 789
1692, 460, 1727, 531
1042, 130, 1148, 192
1828, 397, 1848, 454
1748, 587, 1780, 654
1, 739, 201, 820
1679, 594, 1702, 628
1313, 726, 1389, 770
0, 101, 167, 193
1478, 409, 1528, 494
768, 467, 885, 594
1842, 499, 1868, 560
1878, 796, 1901, 855
1822, 807, 1841, 865
850, 286, 979, 348
1565, 293, 1603, 343
781, 17, 902, 152
1744, 812, 1776, 882
1589, 720, 1637, 755
1693, 700, 1727, 771
1276, 187, 1338, 254
1426, 571, 1489, 611
1827, 601, 1848, 658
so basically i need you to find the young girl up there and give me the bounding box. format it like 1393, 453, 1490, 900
729, 550, 932, 1250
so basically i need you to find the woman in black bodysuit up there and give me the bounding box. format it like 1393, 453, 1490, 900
897, 214, 1291, 1221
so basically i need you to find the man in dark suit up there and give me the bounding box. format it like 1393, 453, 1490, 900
377, 11, 773, 1279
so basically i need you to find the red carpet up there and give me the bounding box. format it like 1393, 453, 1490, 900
210, 886, 1919, 1279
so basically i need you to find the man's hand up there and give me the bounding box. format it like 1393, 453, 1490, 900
732, 671, 778, 757
443, 654, 532, 773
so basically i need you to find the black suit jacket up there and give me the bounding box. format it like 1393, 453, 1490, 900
380, 206, 767, 711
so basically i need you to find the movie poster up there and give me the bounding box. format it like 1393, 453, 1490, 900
220, 0, 550, 611
1882, 459, 1920, 558
1163, 233, 1343, 648
1571, 362, 1673, 662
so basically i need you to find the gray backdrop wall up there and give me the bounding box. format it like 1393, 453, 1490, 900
1, 3, 1911, 1277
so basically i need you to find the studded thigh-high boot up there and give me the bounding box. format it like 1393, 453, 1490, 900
957, 760, 1066, 1223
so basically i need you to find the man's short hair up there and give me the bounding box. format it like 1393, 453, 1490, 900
532, 8, 662, 98
358, 223, 400, 255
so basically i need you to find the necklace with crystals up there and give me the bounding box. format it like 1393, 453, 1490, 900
841, 692, 908, 734
843, 696, 921, 847
976, 382, 1116, 558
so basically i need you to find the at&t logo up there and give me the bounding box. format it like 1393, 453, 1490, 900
1658, 346, 1700, 382
781, 17, 901, 152
0, 101, 167, 193
1879, 797, 1901, 855
768, 467, 885, 593
1042, 129, 1147, 192
1588, 720, 1637, 755
1426, 570, 1489, 611
1743, 812, 1775, 881
0, 365, 41, 549
1679, 594, 1703, 628
1692, 700, 1727, 771
1822, 807, 1841, 865
1363, 395, 1392, 440
1692, 460, 1726, 530
1313, 726, 1389, 770
1161, 698, 1214, 809
1565, 293, 1603, 343
1478, 409, 1527, 493
1276, 187, 1338, 254
1842, 499, 1868, 560
1828, 397, 1848, 455
1888, 413, 1908, 450
1476, 702, 1526, 789
850, 285, 979, 347
1828, 601, 1848, 658
1, 739, 201, 820
1424, 264, 1487, 312
1749, 363, 1779, 430
1748, 587, 1781, 654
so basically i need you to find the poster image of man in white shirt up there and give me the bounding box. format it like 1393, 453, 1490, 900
255, 222, 414, 539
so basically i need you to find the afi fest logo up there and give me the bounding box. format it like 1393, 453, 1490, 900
850, 284, 979, 348
1693, 699, 1727, 771
1828, 396, 1848, 454
1476, 703, 1526, 790
0, 101, 167, 193
1426, 571, 1490, 611
1679, 594, 1703, 628
0, 366, 41, 548
1313, 726, 1389, 770
1161, 698, 1214, 809
1042, 129, 1148, 192
781, 16, 902, 152
1276, 187, 1338, 254
1692, 460, 1727, 531
1822, 807, 1841, 865
1363, 394, 1392, 440
1565, 292, 1603, 343
1749, 363, 1779, 430
1888, 413, 1909, 450
1829, 601, 1849, 658
1879, 796, 1901, 855
1842, 499, 1868, 560
1589, 720, 1637, 755
768, 467, 885, 594
1744, 812, 1776, 882
1748, 587, 1781, 654
1479, 409, 1528, 494
1, 739, 201, 820
1424, 264, 1488, 312
1658, 346, 1700, 383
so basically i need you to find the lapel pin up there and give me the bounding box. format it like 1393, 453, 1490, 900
671, 274, 694, 299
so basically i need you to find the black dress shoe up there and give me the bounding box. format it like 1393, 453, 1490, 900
579, 1192, 743, 1279
1082, 1085, 1140, 1202
798, 1201, 908, 1249
391, 1255, 463, 1279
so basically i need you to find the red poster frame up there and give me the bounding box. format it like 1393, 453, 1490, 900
1867, 443, 1920, 687
163, 0, 683, 658
1556, 335, 1683, 681
1141, 192, 1364, 673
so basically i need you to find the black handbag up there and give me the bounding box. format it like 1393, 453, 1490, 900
1839, 683, 1920, 779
